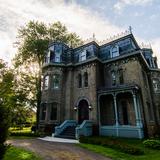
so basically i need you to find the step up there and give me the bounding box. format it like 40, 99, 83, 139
55, 135, 76, 139
55, 126, 76, 139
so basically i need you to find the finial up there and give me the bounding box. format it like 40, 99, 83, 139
92, 33, 96, 41
129, 26, 132, 33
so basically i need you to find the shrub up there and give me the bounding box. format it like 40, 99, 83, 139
10, 132, 40, 137
79, 136, 144, 155
143, 139, 160, 150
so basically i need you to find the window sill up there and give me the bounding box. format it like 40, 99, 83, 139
84, 86, 89, 89
51, 88, 60, 90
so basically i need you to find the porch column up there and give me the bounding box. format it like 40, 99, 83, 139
113, 95, 119, 126
132, 93, 142, 127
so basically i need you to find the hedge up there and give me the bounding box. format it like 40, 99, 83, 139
79, 136, 144, 155
10, 132, 40, 137
143, 139, 160, 150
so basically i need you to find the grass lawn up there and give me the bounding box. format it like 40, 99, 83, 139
3, 146, 42, 160
9, 127, 40, 138
78, 137, 160, 160
9, 127, 31, 133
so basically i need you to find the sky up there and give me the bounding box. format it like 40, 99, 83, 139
0, 0, 160, 65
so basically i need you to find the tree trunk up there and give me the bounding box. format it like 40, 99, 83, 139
36, 62, 42, 130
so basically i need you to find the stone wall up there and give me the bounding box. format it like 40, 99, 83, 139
71, 61, 99, 124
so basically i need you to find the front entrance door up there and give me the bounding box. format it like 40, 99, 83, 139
78, 100, 89, 124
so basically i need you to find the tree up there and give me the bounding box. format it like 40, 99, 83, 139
0, 59, 14, 159
13, 21, 82, 128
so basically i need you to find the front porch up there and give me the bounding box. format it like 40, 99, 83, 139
54, 120, 93, 139
98, 85, 144, 139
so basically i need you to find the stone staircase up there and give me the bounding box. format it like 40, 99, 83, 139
55, 126, 76, 139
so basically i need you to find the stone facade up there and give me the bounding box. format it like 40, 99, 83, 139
39, 32, 160, 138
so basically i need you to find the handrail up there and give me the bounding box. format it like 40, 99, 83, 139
54, 120, 77, 136
76, 120, 93, 139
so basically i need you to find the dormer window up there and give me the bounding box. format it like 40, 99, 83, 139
111, 45, 119, 58
79, 50, 87, 62
55, 46, 62, 63
45, 45, 62, 63
49, 46, 55, 63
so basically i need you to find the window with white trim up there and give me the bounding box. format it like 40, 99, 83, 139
79, 50, 87, 62
111, 45, 119, 58
44, 75, 49, 90
52, 74, 60, 89
111, 71, 116, 86
55, 46, 61, 62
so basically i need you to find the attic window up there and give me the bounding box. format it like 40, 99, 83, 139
55, 46, 62, 63
111, 45, 119, 58
79, 50, 87, 62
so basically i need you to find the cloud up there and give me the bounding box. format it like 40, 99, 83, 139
135, 36, 160, 67
0, 0, 124, 64
151, 38, 160, 66
0, 0, 159, 67
114, 0, 153, 12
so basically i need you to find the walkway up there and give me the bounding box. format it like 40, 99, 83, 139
8, 138, 111, 160
38, 136, 79, 143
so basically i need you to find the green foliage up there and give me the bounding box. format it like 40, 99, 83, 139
79, 142, 160, 160
143, 139, 160, 149
3, 146, 42, 160
79, 136, 144, 155
13, 21, 83, 127
0, 144, 8, 159
14, 20, 82, 66
10, 132, 40, 137
0, 59, 14, 159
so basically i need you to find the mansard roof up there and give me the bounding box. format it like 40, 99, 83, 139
44, 30, 158, 70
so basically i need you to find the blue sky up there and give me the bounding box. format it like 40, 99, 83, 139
75, 0, 160, 39
0, 0, 160, 65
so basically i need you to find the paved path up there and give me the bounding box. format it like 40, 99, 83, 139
38, 136, 79, 143
8, 139, 111, 160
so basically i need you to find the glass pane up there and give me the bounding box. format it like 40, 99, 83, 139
44, 76, 49, 89
53, 74, 60, 89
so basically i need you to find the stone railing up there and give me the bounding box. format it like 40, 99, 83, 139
54, 120, 77, 136
76, 120, 93, 139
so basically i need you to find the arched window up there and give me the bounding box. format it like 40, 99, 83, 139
44, 75, 49, 90
84, 72, 88, 87
78, 74, 82, 88
52, 74, 60, 89
111, 45, 119, 58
